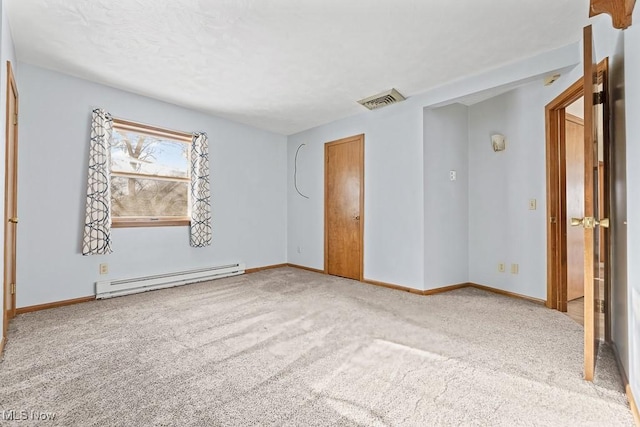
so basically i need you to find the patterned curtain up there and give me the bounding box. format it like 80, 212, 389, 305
190, 132, 212, 247
82, 109, 113, 255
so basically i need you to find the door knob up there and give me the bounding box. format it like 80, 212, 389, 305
8, 217, 18, 224
570, 217, 609, 229
570, 217, 584, 227
353, 215, 360, 221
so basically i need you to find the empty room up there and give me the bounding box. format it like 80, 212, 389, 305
1, 0, 640, 425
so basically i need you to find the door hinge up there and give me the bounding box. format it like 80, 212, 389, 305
13, 113, 17, 126
595, 299, 605, 314
10, 283, 15, 295
593, 91, 605, 105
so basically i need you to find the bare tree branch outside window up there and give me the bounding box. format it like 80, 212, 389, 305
110, 127, 190, 220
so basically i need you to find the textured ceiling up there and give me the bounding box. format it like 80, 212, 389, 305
6, 0, 590, 135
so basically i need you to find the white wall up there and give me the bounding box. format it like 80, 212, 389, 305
0, 0, 16, 343
287, 100, 425, 288
467, 84, 548, 299
623, 3, 640, 412
420, 49, 586, 299
286, 45, 579, 291
423, 104, 469, 289
16, 63, 287, 308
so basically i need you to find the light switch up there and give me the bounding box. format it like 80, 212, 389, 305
529, 199, 537, 210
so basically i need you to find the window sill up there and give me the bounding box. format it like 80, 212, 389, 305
112, 218, 191, 228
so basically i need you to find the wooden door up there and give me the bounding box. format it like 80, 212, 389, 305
325, 134, 364, 281
580, 25, 609, 381
565, 114, 585, 301
3, 61, 18, 337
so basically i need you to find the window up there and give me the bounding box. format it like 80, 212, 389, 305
110, 119, 192, 227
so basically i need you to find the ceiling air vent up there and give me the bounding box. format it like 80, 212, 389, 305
357, 88, 406, 110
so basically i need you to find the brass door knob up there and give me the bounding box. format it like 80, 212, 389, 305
8, 217, 18, 224
571, 217, 584, 227
571, 217, 609, 228
353, 215, 360, 221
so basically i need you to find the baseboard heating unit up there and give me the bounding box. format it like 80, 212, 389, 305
95, 263, 246, 299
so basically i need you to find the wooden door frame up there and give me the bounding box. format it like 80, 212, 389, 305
545, 59, 610, 338
324, 134, 365, 281
3, 60, 18, 339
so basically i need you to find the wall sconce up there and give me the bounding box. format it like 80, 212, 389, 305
491, 134, 506, 152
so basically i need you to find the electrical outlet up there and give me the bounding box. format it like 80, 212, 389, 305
511, 263, 519, 274
99, 263, 109, 275
498, 263, 505, 273
449, 170, 457, 181
529, 199, 537, 210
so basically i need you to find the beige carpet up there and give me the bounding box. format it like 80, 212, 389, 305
0, 267, 634, 426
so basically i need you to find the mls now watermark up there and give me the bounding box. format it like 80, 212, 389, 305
1, 409, 56, 422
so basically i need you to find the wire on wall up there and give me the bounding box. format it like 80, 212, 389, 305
294, 143, 309, 199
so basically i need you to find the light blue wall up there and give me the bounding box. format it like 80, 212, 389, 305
287, 100, 425, 288
16, 64, 287, 307
467, 85, 548, 299
423, 104, 469, 289
287, 45, 579, 291
623, 3, 640, 412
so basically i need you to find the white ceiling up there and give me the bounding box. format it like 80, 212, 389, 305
6, 0, 590, 135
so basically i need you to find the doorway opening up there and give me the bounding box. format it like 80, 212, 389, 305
324, 134, 364, 281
